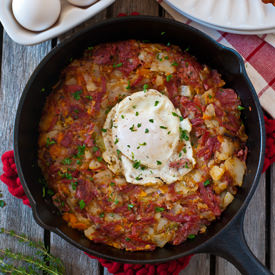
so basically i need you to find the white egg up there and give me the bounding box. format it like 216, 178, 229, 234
67, 0, 97, 7
102, 89, 196, 186
12, 0, 61, 32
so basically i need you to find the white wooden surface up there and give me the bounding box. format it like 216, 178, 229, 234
0, 1, 273, 274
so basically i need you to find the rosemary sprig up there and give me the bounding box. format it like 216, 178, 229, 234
0, 228, 65, 274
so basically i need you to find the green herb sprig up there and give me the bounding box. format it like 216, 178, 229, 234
0, 228, 65, 274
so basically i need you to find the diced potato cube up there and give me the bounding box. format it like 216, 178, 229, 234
223, 192, 234, 208
210, 165, 225, 181
180, 85, 192, 97
204, 104, 215, 118
224, 157, 246, 186
89, 159, 102, 170
215, 138, 235, 161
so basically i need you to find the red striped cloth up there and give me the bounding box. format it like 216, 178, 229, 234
158, 1, 275, 119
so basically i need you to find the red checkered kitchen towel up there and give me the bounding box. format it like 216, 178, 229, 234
158, 1, 275, 119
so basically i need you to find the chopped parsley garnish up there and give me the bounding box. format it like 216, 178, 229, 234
149, 119, 154, 123
86, 95, 93, 100
171, 62, 178, 66
126, 80, 131, 90
167, 42, 171, 46
154, 101, 159, 106
136, 111, 139, 116
179, 128, 189, 141
71, 182, 78, 190
166, 74, 172, 82
128, 204, 134, 210
132, 105, 137, 109
88, 46, 94, 50
41, 88, 45, 92
179, 152, 182, 157
155, 207, 165, 212
164, 56, 169, 60
127, 145, 131, 148
143, 84, 149, 92
161, 31, 166, 35
142, 40, 150, 43
114, 199, 119, 204
62, 158, 72, 165
208, 94, 212, 99
46, 138, 56, 147
160, 126, 167, 129
171, 112, 183, 121
101, 128, 107, 132
185, 163, 189, 168
97, 157, 103, 162
137, 123, 142, 128
116, 149, 122, 160
183, 147, 187, 153
42, 187, 46, 198
113, 63, 123, 68
129, 125, 136, 132
121, 115, 125, 119
203, 179, 211, 186
125, 237, 131, 242
105, 107, 112, 114
139, 142, 147, 146
92, 146, 99, 152
62, 172, 72, 180
99, 213, 105, 218
114, 138, 119, 145
185, 47, 190, 52
74, 109, 79, 114
188, 234, 195, 239
157, 53, 163, 61
79, 200, 86, 209
185, 62, 189, 67
237, 105, 245, 111
89, 177, 94, 181
156, 160, 162, 165
167, 131, 171, 135
76, 145, 86, 158
135, 175, 142, 181
145, 128, 149, 133
110, 182, 115, 186
133, 160, 141, 169
72, 90, 82, 100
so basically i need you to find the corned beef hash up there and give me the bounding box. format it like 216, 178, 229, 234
38, 40, 248, 251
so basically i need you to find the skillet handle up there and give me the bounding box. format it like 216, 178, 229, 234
199, 210, 273, 275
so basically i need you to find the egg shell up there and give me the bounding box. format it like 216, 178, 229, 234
67, 0, 97, 7
12, 0, 61, 32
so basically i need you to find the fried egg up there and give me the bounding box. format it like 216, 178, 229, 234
102, 89, 195, 185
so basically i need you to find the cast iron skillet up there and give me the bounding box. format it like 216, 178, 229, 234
14, 16, 270, 275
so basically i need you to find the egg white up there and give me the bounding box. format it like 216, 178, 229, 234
102, 89, 195, 185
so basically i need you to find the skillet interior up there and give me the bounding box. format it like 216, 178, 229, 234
14, 16, 265, 263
